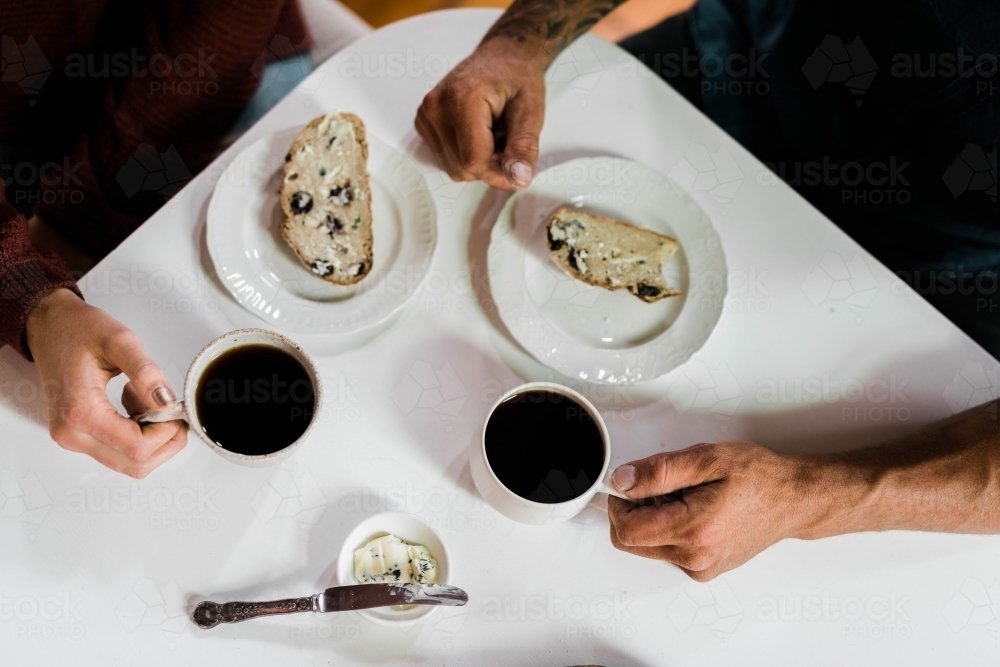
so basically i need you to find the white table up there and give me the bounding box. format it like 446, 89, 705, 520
2, 9, 998, 665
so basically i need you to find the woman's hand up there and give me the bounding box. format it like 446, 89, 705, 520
24, 288, 187, 477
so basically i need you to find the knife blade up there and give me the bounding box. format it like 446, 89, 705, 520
317, 583, 469, 612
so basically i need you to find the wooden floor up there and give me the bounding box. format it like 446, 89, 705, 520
340, 0, 694, 42
341, 0, 507, 32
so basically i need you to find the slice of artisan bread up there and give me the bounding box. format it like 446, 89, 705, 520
280, 111, 373, 285
546, 206, 681, 303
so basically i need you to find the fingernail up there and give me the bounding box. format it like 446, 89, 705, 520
508, 161, 533, 188
152, 386, 176, 407
612, 464, 636, 492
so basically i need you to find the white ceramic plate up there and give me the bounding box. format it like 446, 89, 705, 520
336, 512, 452, 624
488, 157, 727, 385
207, 127, 437, 334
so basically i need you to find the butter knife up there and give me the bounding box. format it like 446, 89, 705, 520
193, 583, 468, 629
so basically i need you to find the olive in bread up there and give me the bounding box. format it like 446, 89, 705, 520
546, 206, 681, 303
280, 110, 373, 285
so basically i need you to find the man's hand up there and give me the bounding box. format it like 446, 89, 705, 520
608, 401, 1000, 580
607, 442, 825, 581
416, 0, 629, 189
25, 288, 187, 477
416, 37, 547, 190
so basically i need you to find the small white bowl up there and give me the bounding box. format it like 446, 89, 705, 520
336, 512, 451, 623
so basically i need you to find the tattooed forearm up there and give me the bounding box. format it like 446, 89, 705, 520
482, 0, 627, 61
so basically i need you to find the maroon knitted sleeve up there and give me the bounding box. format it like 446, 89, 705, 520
1, 0, 305, 358
34, 0, 308, 259
0, 183, 83, 359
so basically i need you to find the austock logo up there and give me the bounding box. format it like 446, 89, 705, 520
890, 49, 998, 84
1, 592, 82, 622
801, 251, 879, 317
481, 590, 636, 640
62, 48, 219, 95
422, 605, 469, 649
1, 35, 52, 103
116, 144, 193, 200
338, 48, 463, 80
63, 482, 220, 531
892, 267, 1000, 320
337, 484, 495, 532
252, 460, 327, 534
529, 255, 602, 310
756, 373, 912, 423
251, 35, 313, 94
1, 157, 85, 206
390, 150, 467, 216
361, 599, 471, 651
802, 35, 878, 106
942, 361, 998, 418
616, 47, 771, 97
943, 578, 1000, 636
942, 143, 997, 203
547, 36, 604, 105
116, 578, 187, 648
706, 265, 770, 314
289, 620, 360, 640
667, 580, 743, 648
757, 156, 911, 205
391, 360, 468, 427
668, 143, 744, 214
0, 469, 51, 540
756, 590, 912, 640
1, 589, 86, 641
665, 359, 744, 432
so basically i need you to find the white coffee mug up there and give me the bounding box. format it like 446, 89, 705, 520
134, 328, 323, 467
470, 381, 626, 525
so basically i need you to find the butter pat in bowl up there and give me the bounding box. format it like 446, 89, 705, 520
337, 511, 451, 623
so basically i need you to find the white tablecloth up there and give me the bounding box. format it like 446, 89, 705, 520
2, 9, 998, 666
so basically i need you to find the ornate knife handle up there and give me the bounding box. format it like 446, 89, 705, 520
194, 596, 316, 629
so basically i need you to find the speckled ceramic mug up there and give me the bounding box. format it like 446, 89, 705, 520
134, 328, 322, 467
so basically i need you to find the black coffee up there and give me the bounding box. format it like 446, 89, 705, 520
484, 390, 605, 504
195, 345, 315, 456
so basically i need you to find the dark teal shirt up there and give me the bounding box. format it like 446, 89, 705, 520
688, 0, 998, 270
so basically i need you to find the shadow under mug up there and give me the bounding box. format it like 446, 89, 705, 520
134, 328, 323, 467
470, 381, 627, 525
